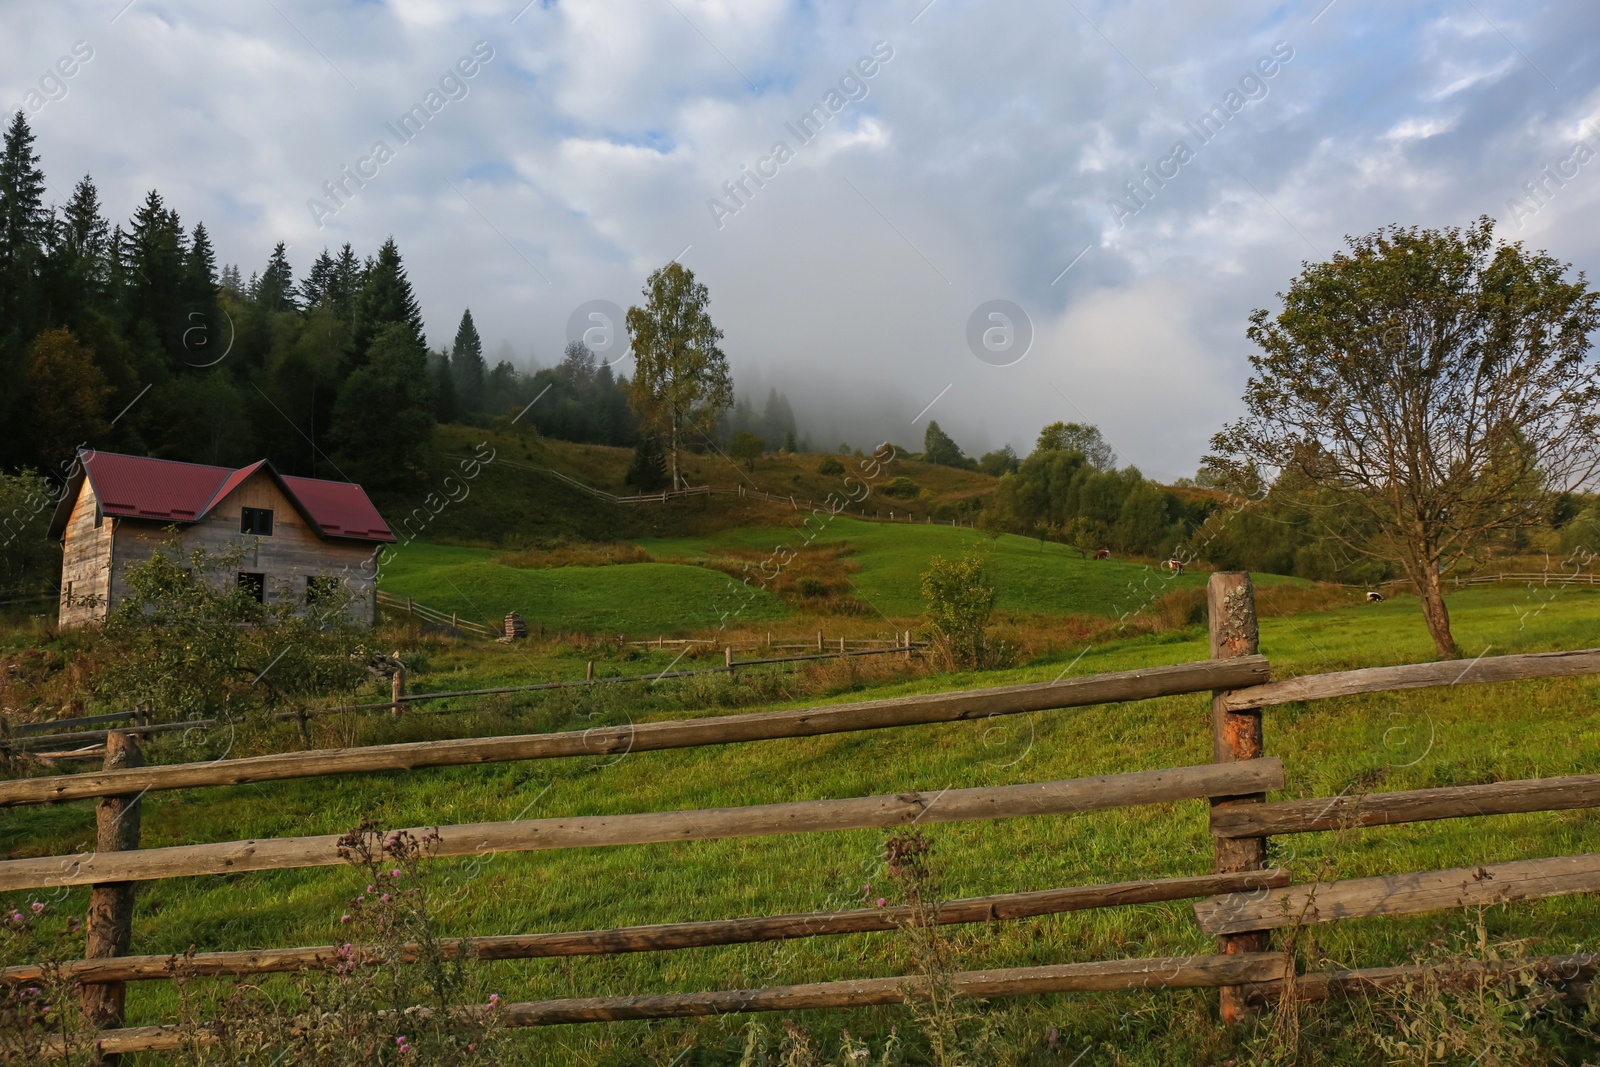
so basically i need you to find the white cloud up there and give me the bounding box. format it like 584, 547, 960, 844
7, 0, 1597, 472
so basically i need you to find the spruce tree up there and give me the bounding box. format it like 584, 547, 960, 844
330, 321, 436, 486
256, 241, 297, 313
450, 308, 486, 413
328, 242, 362, 326
0, 111, 48, 364
299, 247, 336, 308
352, 237, 424, 359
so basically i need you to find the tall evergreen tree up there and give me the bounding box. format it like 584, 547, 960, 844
255, 241, 297, 314
433, 350, 458, 422
298, 247, 336, 308
450, 308, 485, 413
43, 174, 110, 329
328, 242, 362, 326
124, 189, 186, 347
330, 321, 436, 486
0, 111, 48, 354
351, 237, 424, 359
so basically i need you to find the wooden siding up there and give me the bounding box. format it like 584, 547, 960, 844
60, 471, 380, 628
59, 478, 115, 628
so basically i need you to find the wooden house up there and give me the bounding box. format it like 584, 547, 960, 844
49, 450, 396, 629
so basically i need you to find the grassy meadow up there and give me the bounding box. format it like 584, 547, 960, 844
5, 578, 1600, 1064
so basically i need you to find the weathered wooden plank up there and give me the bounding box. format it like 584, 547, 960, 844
1194, 852, 1600, 936
0, 759, 1283, 891
1256, 952, 1600, 1004
1221, 648, 1600, 711
1211, 774, 1600, 838
59, 954, 1292, 1052
2, 869, 1289, 985
0, 656, 1270, 807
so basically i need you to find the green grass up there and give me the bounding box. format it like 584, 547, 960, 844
639, 517, 1265, 618
6, 584, 1600, 1063
380, 518, 1311, 634
376, 541, 790, 635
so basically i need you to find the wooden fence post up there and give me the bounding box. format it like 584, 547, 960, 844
83, 730, 142, 1059
817, 630, 824, 652
725, 647, 734, 676
1207, 572, 1267, 1025
586, 661, 595, 684
390, 660, 406, 717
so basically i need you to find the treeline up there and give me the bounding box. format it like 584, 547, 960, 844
0, 111, 443, 487
972, 421, 1394, 582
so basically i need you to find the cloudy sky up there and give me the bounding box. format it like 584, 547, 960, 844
8, 0, 1599, 480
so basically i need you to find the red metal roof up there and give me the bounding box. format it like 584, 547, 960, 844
54, 451, 395, 543
281, 475, 395, 541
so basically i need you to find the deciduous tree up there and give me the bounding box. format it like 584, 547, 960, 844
1211, 217, 1600, 657
625, 262, 732, 489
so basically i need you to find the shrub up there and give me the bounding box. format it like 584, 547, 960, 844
882, 477, 920, 500
919, 550, 995, 669
816, 456, 845, 476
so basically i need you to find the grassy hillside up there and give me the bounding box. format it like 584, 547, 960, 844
379, 516, 1313, 634
6, 586, 1599, 1064
378, 541, 790, 635
373, 425, 1002, 549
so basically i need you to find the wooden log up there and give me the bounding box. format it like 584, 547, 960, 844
1206, 572, 1267, 1025
60, 954, 1291, 1052
0, 759, 1282, 891
1220, 647, 1600, 712
2, 870, 1289, 985
1210, 773, 1600, 838
1193, 852, 1600, 936
82, 731, 142, 1063
1251, 951, 1600, 1005
0, 656, 1270, 808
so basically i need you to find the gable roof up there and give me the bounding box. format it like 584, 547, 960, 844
47, 451, 395, 544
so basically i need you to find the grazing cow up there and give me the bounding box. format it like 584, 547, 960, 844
1164, 559, 1184, 576
1093, 548, 1111, 560
1366, 590, 1385, 602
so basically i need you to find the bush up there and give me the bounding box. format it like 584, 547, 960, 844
816, 456, 845, 476
882, 477, 920, 499
919, 550, 995, 669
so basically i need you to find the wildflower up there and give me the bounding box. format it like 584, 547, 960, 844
381, 894, 392, 902
390, 869, 401, 878
368, 885, 376, 893
9, 912, 22, 923
488, 993, 500, 1008
30, 902, 44, 913
877, 898, 886, 907
340, 915, 351, 923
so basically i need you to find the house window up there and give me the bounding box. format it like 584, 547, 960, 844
306, 576, 341, 605
241, 507, 274, 536
238, 572, 266, 603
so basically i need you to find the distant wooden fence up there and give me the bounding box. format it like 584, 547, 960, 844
6, 577, 1600, 1052
375, 590, 498, 637
1379, 571, 1600, 590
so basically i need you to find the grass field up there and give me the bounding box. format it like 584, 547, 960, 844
379, 518, 1316, 634
5, 581, 1600, 1063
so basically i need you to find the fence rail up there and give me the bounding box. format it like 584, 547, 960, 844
1, 870, 1288, 985
375, 591, 497, 637
9, 573, 1600, 1052
0, 760, 1284, 891
0, 657, 1267, 806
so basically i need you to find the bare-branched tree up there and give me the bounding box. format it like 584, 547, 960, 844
1211, 217, 1600, 657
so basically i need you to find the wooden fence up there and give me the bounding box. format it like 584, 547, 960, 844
5, 574, 1600, 1053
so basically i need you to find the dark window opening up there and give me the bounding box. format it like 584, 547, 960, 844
306, 576, 341, 605
241, 507, 274, 536
238, 572, 265, 603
